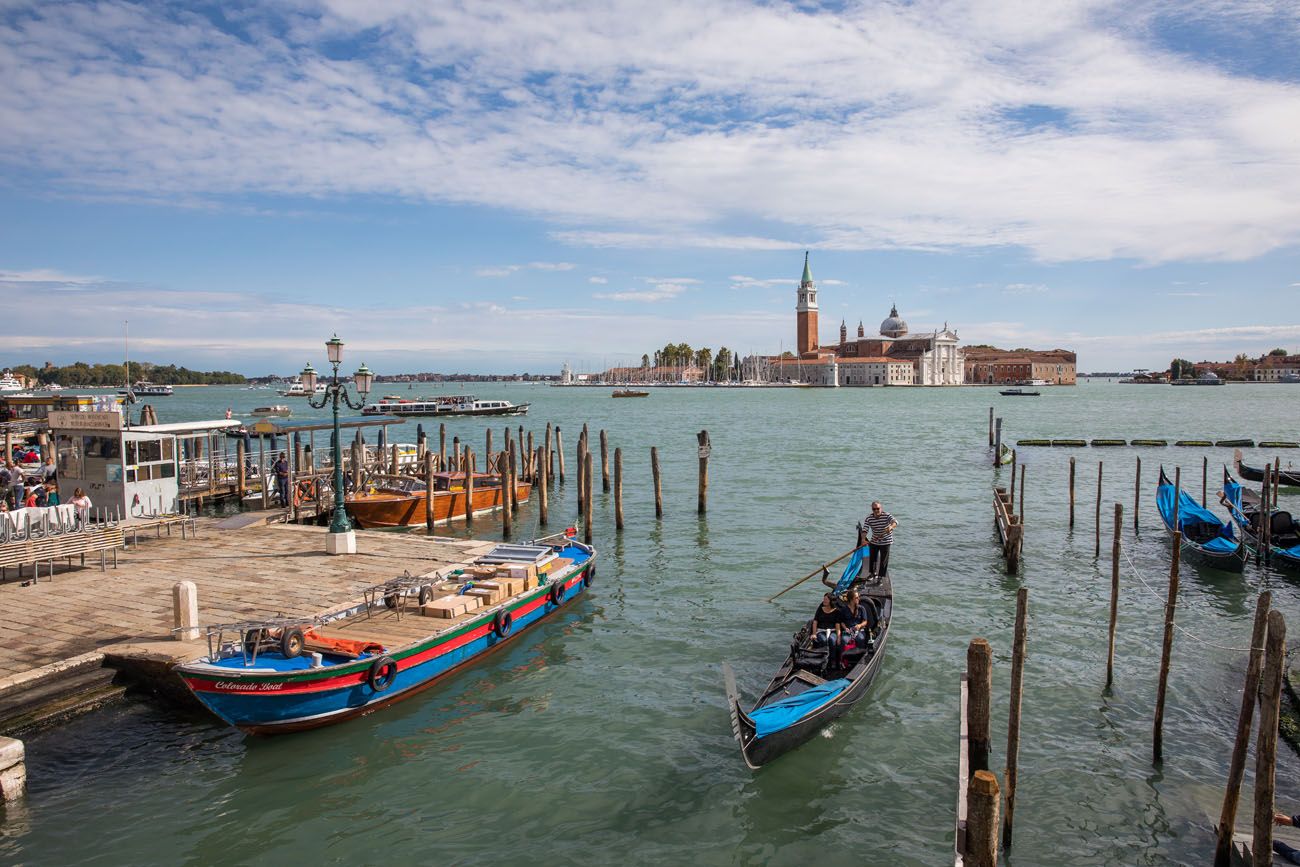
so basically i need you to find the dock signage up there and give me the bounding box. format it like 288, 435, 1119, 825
47, 410, 122, 431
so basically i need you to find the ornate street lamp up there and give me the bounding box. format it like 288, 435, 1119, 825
304, 335, 373, 554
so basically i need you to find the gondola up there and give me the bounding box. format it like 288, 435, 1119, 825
723, 546, 892, 769
1221, 469, 1300, 569
1233, 451, 1300, 487
1156, 467, 1247, 572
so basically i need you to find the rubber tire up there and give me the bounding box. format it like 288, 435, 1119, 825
368, 656, 397, 692
384, 593, 399, 610
583, 565, 594, 587
418, 585, 432, 607
549, 581, 565, 606
494, 610, 513, 638
280, 628, 305, 659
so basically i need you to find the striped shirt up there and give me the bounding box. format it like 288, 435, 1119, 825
864, 510, 896, 545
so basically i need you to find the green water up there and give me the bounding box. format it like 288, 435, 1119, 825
3, 381, 1300, 865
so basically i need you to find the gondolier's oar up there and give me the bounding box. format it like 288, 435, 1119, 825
767, 546, 861, 603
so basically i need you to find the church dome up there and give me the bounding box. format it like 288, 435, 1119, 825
879, 304, 908, 338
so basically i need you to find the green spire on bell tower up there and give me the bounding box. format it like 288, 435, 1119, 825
801, 251, 812, 285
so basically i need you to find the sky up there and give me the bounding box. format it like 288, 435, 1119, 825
1, 0, 1299, 376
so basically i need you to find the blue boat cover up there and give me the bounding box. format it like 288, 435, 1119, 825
833, 546, 868, 594
749, 678, 851, 737
1226, 478, 1300, 562
1158, 477, 1237, 553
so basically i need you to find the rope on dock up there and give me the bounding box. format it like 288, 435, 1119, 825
1120, 545, 1259, 654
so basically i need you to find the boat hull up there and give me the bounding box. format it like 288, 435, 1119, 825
178, 558, 592, 734
346, 481, 532, 529
1157, 467, 1247, 572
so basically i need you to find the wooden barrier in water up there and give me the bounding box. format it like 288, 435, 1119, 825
1068, 457, 1075, 528
1134, 456, 1141, 532
992, 486, 1022, 573
583, 452, 593, 543
556, 427, 565, 483
536, 446, 548, 526
1094, 461, 1103, 558
967, 638, 992, 774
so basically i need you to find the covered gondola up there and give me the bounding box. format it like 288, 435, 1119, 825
724, 546, 892, 769
1222, 470, 1300, 569
1156, 467, 1247, 572
1233, 451, 1300, 487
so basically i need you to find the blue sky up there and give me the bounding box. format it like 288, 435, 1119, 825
1, 0, 1299, 375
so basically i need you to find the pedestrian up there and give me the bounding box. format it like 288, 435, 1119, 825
9, 462, 25, 510
70, 487, 92, 522
272, 451, 290, 507
32, 483, 47, 508
45, 482, 59, 507
1274, 812, 1300, 864
41, 455, 56, 482
23, 487, 38, 509
863, 500, 898, 579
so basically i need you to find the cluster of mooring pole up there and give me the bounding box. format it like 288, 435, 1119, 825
956, 588, 1030, 866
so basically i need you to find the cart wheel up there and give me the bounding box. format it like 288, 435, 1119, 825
384, 593, 399, 610
418, 585, 432, 607
280, 628, 305, 659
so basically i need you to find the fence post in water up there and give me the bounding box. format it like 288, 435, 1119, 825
509, 441, 520, 512
438, 424, 446, 469
424, 452, 435, 532
988, 406, 994, 446
464, 447, 474, 526
1017, 464, 1025, 527
526, 430, 534, 481
1253, 610, 1286, 865
501, 445, 513, 539
600, 429, 610, 492
967, 638, 992, 774
1213, 592, 1271, 867
1002, 588, 1027, 850
614, 447, 624, 530
1068, 457, 1075, 528
967, 770, 1001, 867
1107, 503, 1122, 687
576, 430, 586, 516
651, 446, 663, 518
544, 423, 554, 482
236, 439, 247, 498
556, 427, 566, 483
583, 452, 593, 543
1094, 461, 1103, 558
1202, 456, 1208, 508
536, 446, 548, 526
697, 430, 711, 514
993, 417, 1002, 468
1152, 499, 1181, 764
1009, 449, 1017, 508
1134, 456, 1141, 532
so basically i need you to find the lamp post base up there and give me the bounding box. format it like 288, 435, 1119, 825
325, 530, 356, 556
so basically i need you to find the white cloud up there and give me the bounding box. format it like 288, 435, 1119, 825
0, 268, 104, 287
475, 262, 575, 277
588, 276, 608, 284
1003, 283, 1048, 295
593, 276, 697, 302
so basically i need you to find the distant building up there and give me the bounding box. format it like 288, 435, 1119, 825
964, 348, 1077, 385
1254, 354, 1300, 381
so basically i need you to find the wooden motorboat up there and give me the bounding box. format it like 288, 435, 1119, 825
724, 545, 892, 768
250, 405, 292, 418
361, 396, 529, 417
998, 388, 1039, 396
612, 389, 649, 398
1233, 449, 1300, 487
345, 472, 532, 528
1156, 467, 1247, 571
177, 533, 595, 734
1222, 470, 1300, 569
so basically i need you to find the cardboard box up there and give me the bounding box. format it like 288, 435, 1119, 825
422, 595, 472, 618
509, 563, 538, 582
465, 587, 502, 605
543, 557, 573, 576
476, 579, 522, 598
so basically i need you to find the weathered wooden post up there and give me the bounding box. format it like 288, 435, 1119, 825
583, 452, 593, 543
1262, 464, 1273, 564
651, 446, 663, 518
698, 429, 711, 514
1009, 448, 1017, 507
350, 441, 362, 492
544, 422, 554, 481
1253, 610, 1287, 864
417, 429, 427, 463
988, 406, 994, 446
485, 428, 492, 470
967, 770, 1001, 867
425, 452, 435, 532
439, 424, 446, 468
614, 447, 624, 530
451, 435, 460, 472
1095, 461, 1103, 558
501, 445, 513, 538
536, 446, 548, 526
600, 429, 610, 492
1017, 464, 1025, 526
556, 427, 566, 483
236, 439, 247, 498
1107, 503, 1122, 687
464, 447, 474, 526
1276, 457, 1282, 506
993, 417, 1002, 468
1002, 587, 1027, 849
526, 431, 534, 481
390, 443, 399, 476
576, 430, 586, 516
1202, 455, 1208, 507
1068, 457, 1076, 528
967, 638, 992, 773
1152, 470, 1182, 764
1134, 456, 1141, 532
1213, 591, 1271, 867
510, 441, 520, 511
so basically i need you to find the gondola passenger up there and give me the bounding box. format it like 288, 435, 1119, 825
811, 593, 845, 660
841, 589, 875, 649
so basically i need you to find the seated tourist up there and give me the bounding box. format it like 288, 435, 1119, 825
811, 593, 845, 657
841, 589, 875, 648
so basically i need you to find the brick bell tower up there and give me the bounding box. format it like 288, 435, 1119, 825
796, 251, 818, 356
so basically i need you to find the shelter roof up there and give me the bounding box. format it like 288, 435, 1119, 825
251, 416, 398, 435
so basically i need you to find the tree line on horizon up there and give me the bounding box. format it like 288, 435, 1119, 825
1169, 348, 1293, 380
637, 343, 741, 380
4, 361, 245, 386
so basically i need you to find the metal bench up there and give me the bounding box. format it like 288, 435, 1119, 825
0, 525, 125, 583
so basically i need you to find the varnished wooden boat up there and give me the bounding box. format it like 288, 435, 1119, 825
724, 548, 892, 769
612, 389, 649, 398
346, 472, 532, 528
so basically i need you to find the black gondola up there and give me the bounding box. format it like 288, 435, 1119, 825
1156, 466, 1248, 572
1234, 452, 1300, 487
1222, 468, 1300, 569
724, 561, 892, 769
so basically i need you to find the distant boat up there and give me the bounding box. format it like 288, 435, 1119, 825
1233, 451, 1300, 487
999, 388, 1040, 397
0, 374, 26, 392
250, 405, 292, 418
345, 472, 532, 528
119, 380, 174, 396
612, 389, 649, 398
1170, 372, 1225, 386
279, 377, 327, 397
361, 396, 528, 417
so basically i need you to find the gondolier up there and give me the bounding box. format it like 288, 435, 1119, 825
863, 501, 897, 579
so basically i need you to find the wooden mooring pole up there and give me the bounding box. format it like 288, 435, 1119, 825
501, 447, 513, 538
967, 638, 992, 774
651, 446, 663, 518
556, 427, 565, 483
1017, 464, 1025, 527
967, 770, 1001, 867
1212, 591, 1271, 867
536, 446, 548, 526
1134, 456, 1141, 532
993, 418, 1002, 468
576, 431, 587, 515
1107, 503, 1121, 687
600, 429, 610, 493
614, 447, 624, 530
1068, 457, 1075, 528
1009, 449, 1017, 507
452, 436, 460, 472
1202, 455, 1208, 507
1152, 469, 1181, 764
697, 429, 710, 514
236, 439, 247, 498
1262, 464, 1273, 565
583, 451, 593, 544
439, 424, 446, 468
424, 452, 435, 532
988, 407, 994, 447
544, 423, 553, 482
464, 447, 474, 526
509, 441, 519, 512
1252, 609, 1286, 865
1095, 461, 1103, 558
1002, 587, 1028, 850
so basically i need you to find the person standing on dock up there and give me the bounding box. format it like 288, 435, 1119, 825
272, 452, 290, 508
8, 461, 24, 511
863, 501, 897, 579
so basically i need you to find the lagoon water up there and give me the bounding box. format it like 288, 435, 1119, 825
3, 381, 1300, 865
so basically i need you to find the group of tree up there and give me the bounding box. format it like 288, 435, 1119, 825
5, 361, 244, 386
639, 343, 741, 380
1169, 348, 1294, 380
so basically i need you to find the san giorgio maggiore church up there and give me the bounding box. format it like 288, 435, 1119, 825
757, 254, 965, 386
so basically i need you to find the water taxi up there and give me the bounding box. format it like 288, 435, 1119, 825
361, 396, 529, 417
279, 377, 328, 397
249, 405, 292, 418
119, 381, 174, 396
